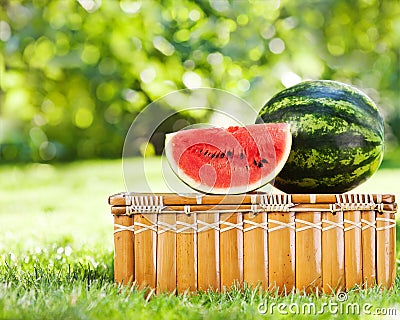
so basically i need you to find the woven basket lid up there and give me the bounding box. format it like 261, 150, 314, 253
109, 192, 396, 216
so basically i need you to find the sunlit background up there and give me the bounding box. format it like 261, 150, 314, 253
1, 0, 399, 165
0, 3, 399, 317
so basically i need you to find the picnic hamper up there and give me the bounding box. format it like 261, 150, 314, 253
109, 192, 397, 293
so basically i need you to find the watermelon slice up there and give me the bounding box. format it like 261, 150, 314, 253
165, 123, 292, 194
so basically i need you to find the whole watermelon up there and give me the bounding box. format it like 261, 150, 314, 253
257, 80, 384, 193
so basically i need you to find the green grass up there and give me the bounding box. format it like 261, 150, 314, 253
0, 159, 399, 319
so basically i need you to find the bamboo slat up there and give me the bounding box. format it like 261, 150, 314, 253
295, 212, 322, 293
109, 193, 396, 206
113, 215, 134, 285
110, 203, 396, 215
176, 213, 197, 293
268, 212, 295, 294
134, 213, 157, 290
361, 211, 376, 288
344, 211, 362, 290
197, 212, 220, 291
322, 211, 344, 293
156, 213, 176, 293
220, 212, 243, 290
243, 212, 268, 290
377, 212, 396, 288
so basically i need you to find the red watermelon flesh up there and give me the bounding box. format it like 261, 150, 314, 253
165, 123, 291, 194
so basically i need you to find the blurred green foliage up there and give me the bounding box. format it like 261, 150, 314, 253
0, 0, 399, 162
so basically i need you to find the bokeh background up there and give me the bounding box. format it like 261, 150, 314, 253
1, 0, 399, 165
1, 2, 399, 317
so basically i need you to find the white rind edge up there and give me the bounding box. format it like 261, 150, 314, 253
165, 124, 292, 194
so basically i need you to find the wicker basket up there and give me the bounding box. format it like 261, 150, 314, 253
109, 193, 397, 294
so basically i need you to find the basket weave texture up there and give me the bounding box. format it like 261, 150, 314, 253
109, 193, 397, 294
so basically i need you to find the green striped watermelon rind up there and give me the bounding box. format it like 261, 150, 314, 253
257, 80, 384, 193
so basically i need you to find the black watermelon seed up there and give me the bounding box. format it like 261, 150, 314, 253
261, 159, 267, 163
211, 154, 215, 159
253, 159, 257, 166
220, 153, 225, 158
258, 162, 263, 168
240, 153, 244, 159
204, 151, 208, 156
227, 151, 233, 157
